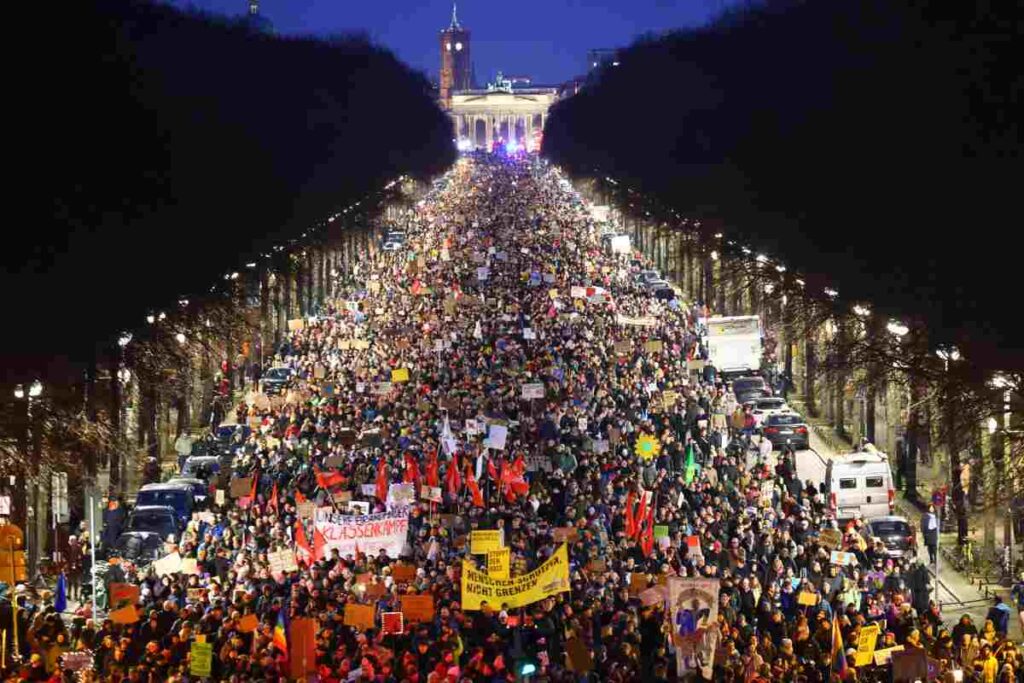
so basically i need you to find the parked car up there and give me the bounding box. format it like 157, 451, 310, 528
110, 531, 165, 564
864, 515, 916, 558
761, 413, 810, 450
135, 483, 195, 526
167, 477, 210, 506
652, 285, 676, 301
750, 397, 792, 428
825, 450, 895, 520
125, 505, 180, 542
636, 269, 661, 284
732, 376, 769, 403
260, 366, 293, 395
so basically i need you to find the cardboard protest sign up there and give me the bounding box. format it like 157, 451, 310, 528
230, 476, 254, 498
613, 341, 632, 355
190, 640, 213, 677
520, 383, 545, 400
344, 603, 376, 631
470, 530, 503, 554
387, 483, 415, 507
287, 319, 305, 331
487, 548, 511, 580
830, 550, 858, 566
381, 612, 404, 635
109, 604, 139, 624
391, 368, 410, 383
215, 489, 225, 506
108, 583, 140, 607
420, 485, 442, 503
818, 529, 842, 549
180, 558, 200, 575
347, 501, 370, 515
153, 552, 182, 577
552, 527, 579, 543
238, 614, 259, 633
400, 594, 435, 623
297, 501, 315, 519
566, 637, 594, 673
629, 573, 649, 595
268, 549, 299, 575
391, 564, 417, 582
363, 583, 387, 598
587, 559, 607, 573
483, 424, 508, 450
645, 340, 664, 353
653, 525, 670, 539
797, 591, 819, 606
187, 587, 207, 603
60, 652, 92, 672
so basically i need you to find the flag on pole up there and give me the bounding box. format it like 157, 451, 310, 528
295, 520, 312, 566
375, 457, 389, 502
831, 617, 848, 679
425, 449, 440, 488
273, 608, 289, 657
624, 491, 637, 538
268, 480, 279, 513
634, 491, 648, 540
54, 572, 67, 613
466, 466, 484, 508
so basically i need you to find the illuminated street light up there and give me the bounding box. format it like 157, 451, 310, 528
824, 288, 839, 299
28, 380, 43, 398
710, 250, 719, 261
936, 347, 961, 363
13, 384, 24, 399
755, 254, 768, 264
990, 373, 1011, 389
775, 265, 786, 273
741, 246, 752, 255
886, 320, 909, 337
852, 305, 871, 317
714, 233, 723, 239
795, 278, 805, 287
764, 283, 774, 294
175, 333, 187, 345
158, 312, 167, 321
146, 315, 156, 324
179, 299, 189, 308
118, 332, 133, 347
988, 417, 999, 434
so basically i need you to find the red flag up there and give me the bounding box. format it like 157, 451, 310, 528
425, 450, 440, 488
509, 454, 529, 497
315, 466, 346, 490
294, 520, 312, 565
486, 457, 498, 482
641, 506, 655, 557
466, 466, 484, 508
624, 491, 637, 538
269, 481, 279, 513
403, 453, 420, 485
313, 526, 327, 562
375, 457, 389, 502
446, 455, 462, 496
295, 489, 307, 505
634, 492, 648, 540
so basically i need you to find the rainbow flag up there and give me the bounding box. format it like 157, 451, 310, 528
273, 608, 289, 657
831, 617, 848, 679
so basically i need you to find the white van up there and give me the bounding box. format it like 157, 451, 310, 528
824, 450, 895, 521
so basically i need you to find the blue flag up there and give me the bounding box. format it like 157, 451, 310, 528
54, 572, 67, 613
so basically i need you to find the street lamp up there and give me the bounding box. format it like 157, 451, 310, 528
936, 346, 961, 371
887, 320, 909, 338
852, 305, 871, 317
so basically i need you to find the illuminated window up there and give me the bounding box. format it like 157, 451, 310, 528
455, 42, 463, 51
446, 42, 452, 51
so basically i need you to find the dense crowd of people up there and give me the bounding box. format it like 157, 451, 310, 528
3, 155, 1024, 682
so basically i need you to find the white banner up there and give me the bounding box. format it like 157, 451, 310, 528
314, 507, 410, 559
521, 383, 545, 400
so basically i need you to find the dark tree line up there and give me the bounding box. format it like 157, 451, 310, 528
544, 0, 1023, 369
2, 0, 454, 376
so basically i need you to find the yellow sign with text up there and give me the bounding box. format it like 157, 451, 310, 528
461, 544, 570, 610
469, 530, 503, 555
488, 548, 511, 580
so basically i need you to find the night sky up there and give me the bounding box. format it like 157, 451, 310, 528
168, 0, 740, 84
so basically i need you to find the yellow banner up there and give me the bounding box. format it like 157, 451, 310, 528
462, 544, 570, 610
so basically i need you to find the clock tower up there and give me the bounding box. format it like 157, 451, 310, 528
439, 2, 471, 108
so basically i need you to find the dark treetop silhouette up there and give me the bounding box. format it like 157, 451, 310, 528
543, 0, 1023, 368
3, 0, 455, 373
